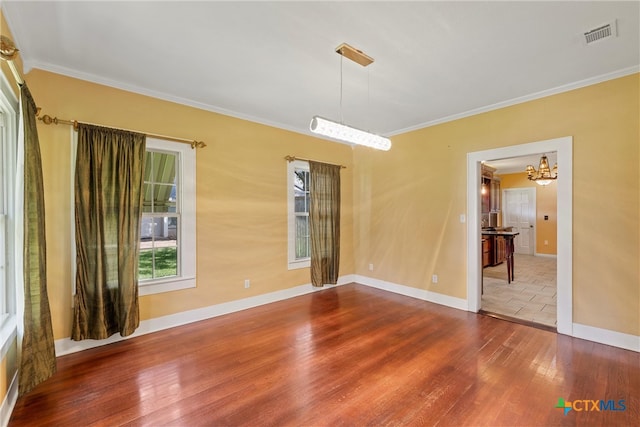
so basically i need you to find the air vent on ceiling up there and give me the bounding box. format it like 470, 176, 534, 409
584, 20, 617, 45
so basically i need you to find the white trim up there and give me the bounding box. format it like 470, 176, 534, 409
70, 129, 77, 306
55, 274, 356, 356
25, 63, 639, 141
467, 137, 573, 335
0, 317, 16, 360
355, 275, 468, 311
390, 66, 639, 136
572, 323, 639, 353
533, 253, 557, 259
286, 159, 311, 270
0, 373, 18, 427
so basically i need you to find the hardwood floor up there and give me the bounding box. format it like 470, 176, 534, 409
9, 284, 639, 426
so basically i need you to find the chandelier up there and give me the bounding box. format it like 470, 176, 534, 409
309, 43, 391, 151
526, 154, 557, 186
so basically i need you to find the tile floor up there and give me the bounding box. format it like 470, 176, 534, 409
482, 253, 557, 328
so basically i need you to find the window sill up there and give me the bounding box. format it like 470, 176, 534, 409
288, 259, 310, 270
139, 276, 196, 296
0, 315, 17, 359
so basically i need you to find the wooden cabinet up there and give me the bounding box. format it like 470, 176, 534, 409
482, 238, 491, 267
494, 235, 506, 265
490, 179, 501, 212
481, 177, 491, 213
481, 165, 500, 213
482, 235, 506, 267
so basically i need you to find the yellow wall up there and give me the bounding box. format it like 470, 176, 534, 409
25, 69, 355, 339
354, 74, 639, 335
499, 172, 557, 255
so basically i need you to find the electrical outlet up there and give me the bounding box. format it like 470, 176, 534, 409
432, 274, 438, 284
244, 279, 250, 288
368, 263, 374, 271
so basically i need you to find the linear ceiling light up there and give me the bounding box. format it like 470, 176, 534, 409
310, 116, 391, 151
309, 43, 391, 151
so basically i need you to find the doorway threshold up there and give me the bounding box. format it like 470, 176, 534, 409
479, 309, 557, 333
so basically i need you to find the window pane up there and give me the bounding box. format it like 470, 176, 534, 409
142, 182, 153, 212
143, 151, 178, 214
153, 183, 177, 213
141, 216, 178, 244
295, 215, 310, 259
294, 169, 309, 214
294, 193, 309, 213
152, 246, 178, 278
138, 247, 177, 280
138, 249, 154, 280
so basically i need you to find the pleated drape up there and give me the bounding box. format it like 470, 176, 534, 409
309, 161, 341, 287
18, 84, 56, 396
71, 124, 145, 340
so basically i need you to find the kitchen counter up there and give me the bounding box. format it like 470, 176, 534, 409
481, 230, 519, 283
481, 230, 519, 236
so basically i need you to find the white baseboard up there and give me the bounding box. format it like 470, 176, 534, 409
0, 374, 18, 427
55, 274, 356, 356
355, 275, 468, 311
572, 323, 639, 352
533, 252, 557, 259
55, 274, 638, 356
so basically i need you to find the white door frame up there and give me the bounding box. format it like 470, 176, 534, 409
466, 137, 573, 335
502, 187, 536, 255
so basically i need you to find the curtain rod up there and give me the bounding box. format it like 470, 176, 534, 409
284, 155, 346, 169
37, 113, 207, 149
5, 60, 24, 85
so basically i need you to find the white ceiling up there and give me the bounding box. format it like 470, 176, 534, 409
2, 1, 639, 144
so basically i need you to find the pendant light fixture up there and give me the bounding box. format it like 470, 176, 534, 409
525, 154, 558, 186
309, 43, 391, 151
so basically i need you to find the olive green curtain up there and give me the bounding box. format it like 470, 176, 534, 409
71, 124, 146, 340
18, 84, 56, 396
309, 161, 341, 287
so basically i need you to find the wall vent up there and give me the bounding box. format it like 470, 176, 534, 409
584, 20, 617, 45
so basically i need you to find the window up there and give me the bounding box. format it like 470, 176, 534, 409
0, 112, 7, 323
70, 136, 196, 297
287, 160, 310, 269
138, 138, 196, 295
0, 79, 18, 336
140, 150, 179, 280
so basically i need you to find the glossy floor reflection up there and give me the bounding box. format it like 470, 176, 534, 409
9, 284, 638, 426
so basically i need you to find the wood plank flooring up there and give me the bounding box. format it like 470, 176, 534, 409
9, 283, 639, 426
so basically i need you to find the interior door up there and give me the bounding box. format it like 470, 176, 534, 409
503, 188, 535, 255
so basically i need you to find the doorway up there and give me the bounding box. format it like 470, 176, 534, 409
466, 137, 573, 335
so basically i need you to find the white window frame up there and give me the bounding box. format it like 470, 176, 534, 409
71, 136, 196, 298
0, 73, 18, 355
138, 138, 196, 295
287, 160, 310, 270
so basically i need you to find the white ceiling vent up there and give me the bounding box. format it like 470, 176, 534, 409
584, 20, 617, 45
